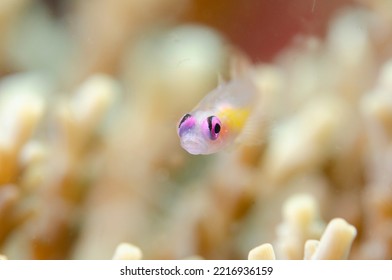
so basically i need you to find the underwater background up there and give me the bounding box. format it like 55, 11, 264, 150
0, 0, 391, 260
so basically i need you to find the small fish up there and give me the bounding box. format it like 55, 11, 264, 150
177, 71, 260, 155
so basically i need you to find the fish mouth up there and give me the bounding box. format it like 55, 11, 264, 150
180, 138, 207, 155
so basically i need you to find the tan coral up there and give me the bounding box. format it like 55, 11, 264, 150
274, 194, 325, 259
0, 0, 391, 260
248, 243, 276, 260
249, 218, 356, 260
311, 218, 357, 260
112, 243, 143, 260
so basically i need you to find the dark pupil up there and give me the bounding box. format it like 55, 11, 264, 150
214, 123, 221, 134
207, 116, 220, 139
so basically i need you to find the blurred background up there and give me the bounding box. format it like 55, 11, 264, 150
0, 0, 391, 260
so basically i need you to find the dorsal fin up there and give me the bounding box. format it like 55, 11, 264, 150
228, 48, 253, 79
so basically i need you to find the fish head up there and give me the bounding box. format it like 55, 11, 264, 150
177, 112, 226, 155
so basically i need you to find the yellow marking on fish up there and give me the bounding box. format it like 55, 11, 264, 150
218, 106, 250, 134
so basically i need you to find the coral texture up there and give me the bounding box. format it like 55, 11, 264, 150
0, 0, 391, 260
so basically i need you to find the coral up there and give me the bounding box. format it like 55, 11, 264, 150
248, 244, 276, 260
248, 194, 357, 260
310, 218, 356, 260
0, 0, 391, 260
273, 194, 325, 259
112, 243, 143, 260
248, 217, 357, 260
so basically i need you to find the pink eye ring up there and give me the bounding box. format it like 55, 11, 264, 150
202, 115, 221, 140
178, 113, 195, 137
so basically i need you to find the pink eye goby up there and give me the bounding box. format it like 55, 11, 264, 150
176, 72, 258, 154
202, 116, 221, 140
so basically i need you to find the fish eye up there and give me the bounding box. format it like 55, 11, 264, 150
205, 115, 221, 140
178, 113, 195, 137
178, 113, 192, 128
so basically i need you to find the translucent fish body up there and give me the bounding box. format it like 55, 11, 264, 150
177, 77, 258, 155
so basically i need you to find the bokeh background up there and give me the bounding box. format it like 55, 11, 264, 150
0, 0, 391, 260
